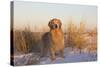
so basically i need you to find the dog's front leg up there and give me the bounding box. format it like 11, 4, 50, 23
60, 49, 64, 59
50, 48, 56, 61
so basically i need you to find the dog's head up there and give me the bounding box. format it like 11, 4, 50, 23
48, 18, 62, 30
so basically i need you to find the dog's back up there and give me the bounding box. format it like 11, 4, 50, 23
41, 32, 51, 57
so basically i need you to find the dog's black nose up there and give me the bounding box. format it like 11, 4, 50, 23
52, 24, 58, 29
55, 24, 58, 28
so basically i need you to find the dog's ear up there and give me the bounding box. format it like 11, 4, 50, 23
48, 19, 52, 28
48, 21, 51, 27
59, 21, 62, 28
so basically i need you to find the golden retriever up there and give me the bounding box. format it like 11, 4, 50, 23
48, 18, 64, 61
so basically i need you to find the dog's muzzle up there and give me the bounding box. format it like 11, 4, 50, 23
51, 24, 58, 29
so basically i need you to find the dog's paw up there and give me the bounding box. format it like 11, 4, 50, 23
51, 57, 56, 62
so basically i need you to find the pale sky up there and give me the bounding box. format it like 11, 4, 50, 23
14, 1, 97, 32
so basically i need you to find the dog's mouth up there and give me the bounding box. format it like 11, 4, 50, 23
51, 24, 58, 29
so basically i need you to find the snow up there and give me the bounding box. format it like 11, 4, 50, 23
39, 48, 97, 64
14, 53, 40, 66
13, 47, 97, 66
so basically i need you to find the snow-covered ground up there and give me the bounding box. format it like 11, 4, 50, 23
40, 47, 96, 64
13, 47, 97, 66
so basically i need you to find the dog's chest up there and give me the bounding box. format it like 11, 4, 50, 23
51, 29, 64, 43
